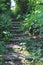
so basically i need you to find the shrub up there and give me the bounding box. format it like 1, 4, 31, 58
0, 0, 12, 55
0, 13, 12, 41
21, 1, 43, 36
0, 0, 10, 12
0, 41, 8, 54
12, 0, 37, 20
21, 0, 43, 63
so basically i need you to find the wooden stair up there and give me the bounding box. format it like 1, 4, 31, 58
9, 18, 24, 44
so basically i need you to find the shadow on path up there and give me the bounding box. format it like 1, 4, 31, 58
3, 61, 25, 65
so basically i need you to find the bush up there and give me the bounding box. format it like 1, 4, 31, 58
0, 0, 10, 12
21, 0, 43, 62
0, 13, 12, 41
0, 41, 8, 54
0, 0, 12, 55
21, 1, 43, 36
12, 0, 37, 20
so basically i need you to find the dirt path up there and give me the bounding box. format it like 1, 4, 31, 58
2, 43, 28, 65
3, 61, 26, 65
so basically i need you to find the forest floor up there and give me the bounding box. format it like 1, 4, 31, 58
2, 39, 43, 65
2, 43, 30, 65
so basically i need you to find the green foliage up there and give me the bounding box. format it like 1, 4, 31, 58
20, 0, 43, 62
0, 0, 12, 55
0, 13, 12, 41
0, 13, 12, 30
12, 0, 37, 19
29, 22, 40, 36
0, 0, 10, 12
0, 41, 8, 54
12, 4, 21, 16
21, 0, 43, 36
23, 37, 43, 61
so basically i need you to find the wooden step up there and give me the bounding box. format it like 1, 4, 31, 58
1, 54, 40, 62
10, 19, 24, 43
12, 27, 20, 29
12, 24, 20, 27
3, 61, 23, 65
10, 36, 23, 40
10, 30, 23, 33
12, 22, 20, 24
9, 38, 23, 42
13, 34, 25, 37
2, 54, 21, 61
12, 20, 20, 22
11, 34, 28, 38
